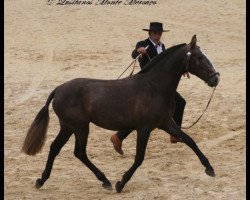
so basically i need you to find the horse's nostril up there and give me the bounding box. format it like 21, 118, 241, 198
207, 74, 220, 87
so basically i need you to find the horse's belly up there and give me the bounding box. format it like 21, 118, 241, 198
90, 120, 134, 131
89, 107, 136, 131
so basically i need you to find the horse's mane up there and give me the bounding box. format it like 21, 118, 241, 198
138, 43, 187, 74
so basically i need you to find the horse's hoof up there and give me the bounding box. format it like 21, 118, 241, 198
205, 168, 216, 177
35, 178, 43, 189
102, 181, 113, 190
115, 181, 124, 193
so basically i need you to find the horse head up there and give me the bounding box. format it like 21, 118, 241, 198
186, 35, 220, 87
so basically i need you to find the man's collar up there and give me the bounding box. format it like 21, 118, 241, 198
149, 37, 162, 47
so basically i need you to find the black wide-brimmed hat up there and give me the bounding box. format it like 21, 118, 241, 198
142, 22, 170, 32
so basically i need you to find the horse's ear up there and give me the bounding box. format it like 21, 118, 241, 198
190, 34, 197, 49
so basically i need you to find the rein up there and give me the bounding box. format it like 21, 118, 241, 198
181, 86, 216, 129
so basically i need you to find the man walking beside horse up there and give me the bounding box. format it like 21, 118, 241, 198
111, 22, 186, 155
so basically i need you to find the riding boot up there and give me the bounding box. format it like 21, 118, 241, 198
170, 135, 183, 143
110, 129, 133, 155
110, 133, 124, 155
171, 92, 186, 144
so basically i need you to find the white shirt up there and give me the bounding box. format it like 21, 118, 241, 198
149, 38, 163, 54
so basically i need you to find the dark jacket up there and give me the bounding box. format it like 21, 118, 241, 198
131, 38, 166, 69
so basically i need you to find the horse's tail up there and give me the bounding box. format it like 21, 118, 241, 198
21, 89, 56, 156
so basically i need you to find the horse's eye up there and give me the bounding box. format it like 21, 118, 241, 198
198, 56, 203, 60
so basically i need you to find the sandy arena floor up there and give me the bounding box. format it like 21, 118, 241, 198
4, 0, 246, 199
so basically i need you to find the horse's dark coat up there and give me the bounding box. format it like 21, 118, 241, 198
22, 35, 220, 192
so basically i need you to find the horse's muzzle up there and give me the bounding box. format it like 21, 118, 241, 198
207, 72, 220, 87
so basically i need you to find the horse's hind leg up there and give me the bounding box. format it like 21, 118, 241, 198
159, 118, 215, 177
36, 124, 73, 188
74, 124, 112, 190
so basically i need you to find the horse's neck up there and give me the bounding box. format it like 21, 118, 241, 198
143, 49, 186, 96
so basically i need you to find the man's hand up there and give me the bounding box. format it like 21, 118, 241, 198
137, 47, 147, 55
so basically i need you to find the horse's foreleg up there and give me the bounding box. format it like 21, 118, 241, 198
74, 125, 112, 190
159, 118, 215, 177
36, 125, 73, 188
115, 128, 151, 193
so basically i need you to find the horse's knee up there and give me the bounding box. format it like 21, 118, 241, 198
49, 142, 61, 157
74, 148, 87, 161
74, 149, 79, 158
137, 159, 144, 167
181, 134, 198, 148
135, 156, 145, 167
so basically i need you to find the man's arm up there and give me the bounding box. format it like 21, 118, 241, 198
131, 41, 146, 59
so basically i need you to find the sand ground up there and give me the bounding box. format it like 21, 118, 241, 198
4, 0, 246, 199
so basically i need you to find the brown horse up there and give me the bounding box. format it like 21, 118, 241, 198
22, 35, 220, 193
